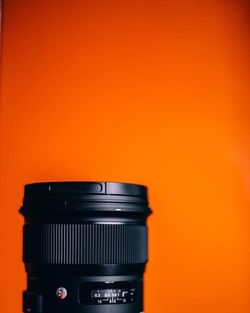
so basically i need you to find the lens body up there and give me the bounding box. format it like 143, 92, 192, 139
20, 182, 151, 313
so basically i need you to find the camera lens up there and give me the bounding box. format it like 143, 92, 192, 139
20, 182, 152, 313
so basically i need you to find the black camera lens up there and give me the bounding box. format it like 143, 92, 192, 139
20, 182, 152, 313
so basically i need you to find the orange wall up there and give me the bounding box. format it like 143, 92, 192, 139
0, 1, 249, 313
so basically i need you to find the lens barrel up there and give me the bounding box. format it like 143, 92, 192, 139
20, 182, 152, 313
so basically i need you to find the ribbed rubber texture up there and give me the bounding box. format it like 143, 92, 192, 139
24, 224, 148, 265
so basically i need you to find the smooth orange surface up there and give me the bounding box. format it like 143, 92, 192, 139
0, 1, 249, 312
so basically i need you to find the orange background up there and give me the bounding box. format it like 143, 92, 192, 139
0, 1, 249, 313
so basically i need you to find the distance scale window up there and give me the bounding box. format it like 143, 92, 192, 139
79, 281, 137, 305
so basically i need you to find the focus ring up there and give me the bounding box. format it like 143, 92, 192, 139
24, 224, 148, 265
